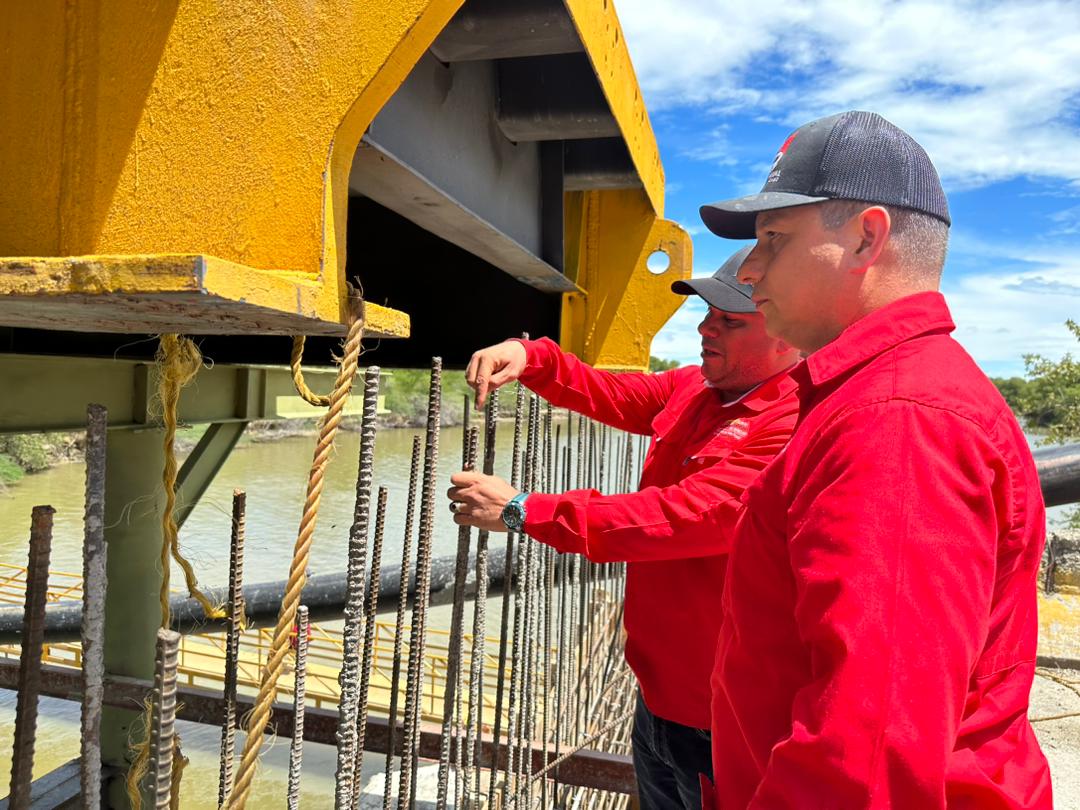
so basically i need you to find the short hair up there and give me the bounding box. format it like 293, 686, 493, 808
818, 199, 949, 278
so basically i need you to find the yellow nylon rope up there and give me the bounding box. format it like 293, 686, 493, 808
226, 305, 366, 808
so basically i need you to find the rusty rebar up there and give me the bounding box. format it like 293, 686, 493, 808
398, 358, 442, 810
488, 381, 528, 806
218, 489, 247, 808
81, 405, 107, 810
287, 605, 309, 810
8, 505, 54, 809
148, 628, 181, 810
383, 435, 421, 810
435, 425, 478, 810
349, 485, 388, 805
466, 390, 499, 804
335, 365, 381, 810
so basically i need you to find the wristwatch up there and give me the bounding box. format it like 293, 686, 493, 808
500, 493, 529, 532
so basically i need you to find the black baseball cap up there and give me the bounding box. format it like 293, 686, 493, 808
700, 111, 951, 239
671, 245, 756, 313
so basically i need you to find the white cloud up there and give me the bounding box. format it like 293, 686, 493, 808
618, 0, 1080, 188
944, 258, 1080, 374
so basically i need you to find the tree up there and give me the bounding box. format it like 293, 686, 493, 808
1022, 320, 1080, 446
649, 356, 680, 372
1023, 320, 1080, 529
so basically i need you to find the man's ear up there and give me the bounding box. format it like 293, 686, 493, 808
844, 206, 890, 274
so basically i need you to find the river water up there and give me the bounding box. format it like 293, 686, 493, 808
0, 422, 535, 806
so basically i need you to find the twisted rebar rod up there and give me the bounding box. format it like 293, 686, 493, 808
81, 405, 107, 810
397, 359, 442, 810
335, 366, 382, 810
9, 505, 54, 809
148, 629, 181, 810
383, 436, 421, 810
286, 605, 309, 810
218, 490, 246, 808
436, 426, 479, 810
351, 486, 388, 805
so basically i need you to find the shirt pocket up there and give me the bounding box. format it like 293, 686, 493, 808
681, 430, 743, 471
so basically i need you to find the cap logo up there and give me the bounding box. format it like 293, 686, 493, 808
767, 132, 797, 183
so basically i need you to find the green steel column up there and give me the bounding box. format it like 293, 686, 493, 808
101, 427, 166, 809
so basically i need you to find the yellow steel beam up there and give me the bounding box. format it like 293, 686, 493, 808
561, 189, 692, 372
0, 0, 465, 334
563, 0, 666, 218
0, 255, 408, 337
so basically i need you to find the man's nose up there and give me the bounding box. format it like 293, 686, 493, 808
737, 246, 765, 285
699, 312, 721, 336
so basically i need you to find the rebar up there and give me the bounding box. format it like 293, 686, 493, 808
218, 489, 247, 808
81, 405, 107, 810
502, 507, 527, 806
335, 366, 382, 810
466, 390, 499, 804
351, 486, 388, 802
287, 605, 309, 810
519, 396, 542, 806
436, 426, 479, 810
8, 505, 54, 809
383, 435, 421, 810
398, 358, 442, 810
148, 628, 181, 810
488, 381, 528, 806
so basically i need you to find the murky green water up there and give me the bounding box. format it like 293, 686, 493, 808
0, 423, 523, 587
0, 421, 532, 805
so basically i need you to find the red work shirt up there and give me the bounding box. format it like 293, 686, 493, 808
517, 337, 798, 729
708, 293, 1052, 809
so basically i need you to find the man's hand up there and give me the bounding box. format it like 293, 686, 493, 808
447, 471, 520, 533
465, 340, 528, 409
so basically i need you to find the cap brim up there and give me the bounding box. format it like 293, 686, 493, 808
699, 192, 830, 239
670, 277, 756, 313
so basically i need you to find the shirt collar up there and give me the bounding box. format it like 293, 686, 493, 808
710, 364, 801, 413
803, 291, 955, 388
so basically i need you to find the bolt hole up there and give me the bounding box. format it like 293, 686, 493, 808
646, 250, 670, 275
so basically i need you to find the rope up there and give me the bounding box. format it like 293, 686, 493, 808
127, 335, 223, 808
226, 303, 366, 808
290, 336, 332, 407
156, 334, 226, 626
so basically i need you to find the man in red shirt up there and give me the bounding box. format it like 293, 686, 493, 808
699, 111, 1052, 808
447, 247, 800, 808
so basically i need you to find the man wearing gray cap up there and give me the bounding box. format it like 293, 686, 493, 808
702, 111, 1052, 808
448, 247, 799, 808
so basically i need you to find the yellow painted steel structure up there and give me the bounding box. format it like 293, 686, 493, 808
0, 0, 690, 370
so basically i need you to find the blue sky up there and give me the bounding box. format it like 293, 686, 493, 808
616, 0, 1080, 377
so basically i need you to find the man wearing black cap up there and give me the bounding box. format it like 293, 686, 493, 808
701, 111, 1052, 809
447, 248, 799, 808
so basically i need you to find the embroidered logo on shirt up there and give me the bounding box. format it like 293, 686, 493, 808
716, 418, 750, 441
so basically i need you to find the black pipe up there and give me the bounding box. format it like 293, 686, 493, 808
3, 443, 1079, 645
0, 546, 604, 645
1033, 442, 1080, 508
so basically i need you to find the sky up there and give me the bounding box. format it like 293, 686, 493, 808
615, 0, 1080, 378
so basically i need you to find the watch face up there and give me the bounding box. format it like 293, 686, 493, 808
501, 500, 525, 531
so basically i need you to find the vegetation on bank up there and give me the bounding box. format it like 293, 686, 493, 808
992, 320, 1080, 528
0, 433, 80, 486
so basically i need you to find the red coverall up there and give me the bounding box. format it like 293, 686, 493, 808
516, 337, 799, 730
708, 293, 1052, 809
